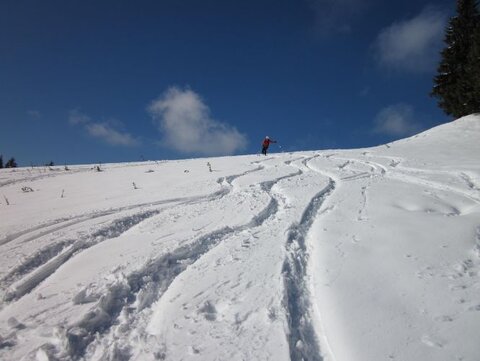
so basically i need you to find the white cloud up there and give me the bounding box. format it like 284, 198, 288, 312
69, 110, 140, 147
359, 86, 370, 97
148, 87, 247, 156
307, 0, 365, 34
374, 6, 447, 73
27, 110, 41, 119
85, 123, 140, 147
374, 104, 423, 136
68, 109, 91, 125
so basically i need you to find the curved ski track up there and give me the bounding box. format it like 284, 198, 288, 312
0, 167, 263, 305
282, 177, 336, 361
348, 156, 480, 205
85, 156, 339, 361
3, 162, 298, 359
5, 152, 473, 361
17, 162, 300, 360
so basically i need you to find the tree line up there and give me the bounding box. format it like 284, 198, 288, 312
432, 0, 480, 118
0, 155, 17, 168
0, 156, 58, 169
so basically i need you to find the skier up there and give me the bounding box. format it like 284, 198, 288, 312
261, 136, 276, 155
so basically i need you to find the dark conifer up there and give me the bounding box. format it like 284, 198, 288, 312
0, 155, 3, 169
5, 158, 17, 168
465, 24, 480, 113
431, 0, 480, 118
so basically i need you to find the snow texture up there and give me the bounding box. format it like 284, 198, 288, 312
0, 115, 479, 361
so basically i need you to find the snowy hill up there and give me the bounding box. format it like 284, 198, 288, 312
0, 115, 479, 361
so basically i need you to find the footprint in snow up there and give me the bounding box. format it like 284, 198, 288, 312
7, 317, 26, 330
452, 259, 476, 277
434, 315, 454, 323
188, 345, 201, 355
0, 335, 16, 349
241, 238, 251, 248
267, 307, 277, 321
198, 301, 217, 321
416, 266, 434, 280
468, 304, 480, 312
421, 335, 444, 348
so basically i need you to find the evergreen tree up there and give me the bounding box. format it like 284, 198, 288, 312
431, 0, 480, 118
0, 155, 3, 169
5, 158, 17, 168
465, 24, 480, 112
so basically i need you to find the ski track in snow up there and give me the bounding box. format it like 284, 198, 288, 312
282, 171, 335, 361
0, 167, 93, 188
0, 167, 263, 305
332, 155, 480, 206
1, 210, 161, 304
127, 155, 336, 361
1, 117, 480, 361
0, 162, 298, 359
1, 188, 215, 248
312, 151, 480, 360
460, 172, 480, 191
8, 150, 474, 361
360, 154, 480, 204
26, 162, 299, 360
59, 155, 343, 361
0, 165, 261, 248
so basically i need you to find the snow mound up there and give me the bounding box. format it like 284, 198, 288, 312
0, 117, 479, 361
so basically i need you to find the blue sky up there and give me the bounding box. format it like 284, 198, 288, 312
0, 0, 454, 165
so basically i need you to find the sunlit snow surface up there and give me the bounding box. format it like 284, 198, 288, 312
1, 116, 479, 361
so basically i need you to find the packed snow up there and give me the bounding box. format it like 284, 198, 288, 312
0, 115, 479, 361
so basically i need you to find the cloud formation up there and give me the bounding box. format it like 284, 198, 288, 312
374, 6, 447, 73
68, 110, 140, 147
84, 123, 140, 147
374, 104, 423, 137
27, 110, 42, 119
69, 109, 91, 125
148, 87, 247, 156
306, 0, 365, 35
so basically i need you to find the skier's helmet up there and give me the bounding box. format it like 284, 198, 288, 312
265, 136, 269, 140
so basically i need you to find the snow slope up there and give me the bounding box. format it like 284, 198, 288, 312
0, 115, 479, 361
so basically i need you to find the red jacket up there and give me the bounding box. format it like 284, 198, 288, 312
262, 138, 275, 147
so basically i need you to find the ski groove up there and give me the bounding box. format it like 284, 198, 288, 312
0, 167, 93, 188
0, 166, 264, 250
2, 210, 161, 303
0, 167, 262, 282
1, 196, 193, 248
43, 169, 302, 359
356, 157, 480, 204
1, 167, 266, 304
0, 169, 242, 248
282, 175, 335, 361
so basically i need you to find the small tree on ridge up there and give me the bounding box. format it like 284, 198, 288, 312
5, 158, 17, 168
